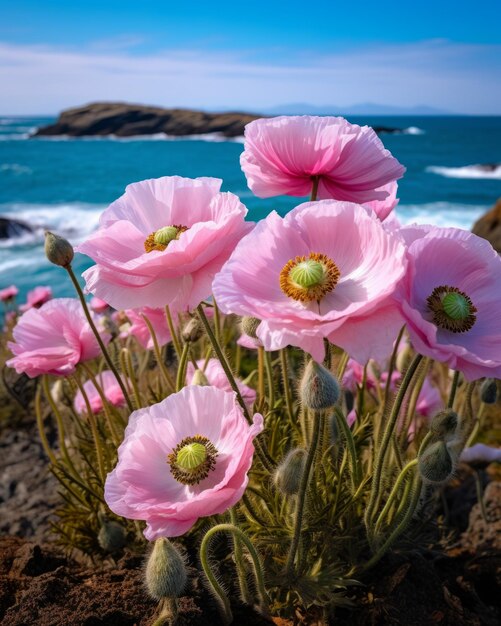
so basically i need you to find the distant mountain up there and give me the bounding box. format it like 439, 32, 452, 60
262, 102, 453, 116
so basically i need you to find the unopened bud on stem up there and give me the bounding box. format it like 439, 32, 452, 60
145, 538, 187, 600
430, 409, 458, 441
418, 440, 455, 484
300, 360, 340, 410
240, 316, 261, 339
480, 378, 498, 404
97, 516, 127, 553
182, 317, 203, 343
44, 231, 74, 268
274, 448, 306, 495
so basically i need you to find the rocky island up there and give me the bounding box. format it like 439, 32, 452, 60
31, 102, 407, 139
32, 102, 261, 138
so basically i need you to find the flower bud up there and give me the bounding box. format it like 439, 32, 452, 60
97, 517, 126, 553
44, 231, 74, 268
418, 440, 455, 484
430, 409, 458, 441
190, 369, 209, 386
145, 538, 187, 600
480, 378, 498, 405
182, 317, 203, 343
300, 360, 340, 410
273, 449, 306, 495
240, 316, 261, 339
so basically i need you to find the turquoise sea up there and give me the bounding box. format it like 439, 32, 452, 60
1, 115, 500, 302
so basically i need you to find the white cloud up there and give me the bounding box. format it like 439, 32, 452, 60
0, 39, 499, 114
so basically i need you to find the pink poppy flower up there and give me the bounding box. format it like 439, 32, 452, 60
74, 370, 130, 415
6, 298, 110, 378
125, 307, 173, 349
77, 176, 252, 310
104, 385, 263, 539
342, 359, 378, 393
0, 285, 18, 302
20, 286, 52, 312
396, 226, 501, 380
240, 116, 405, 203
213, 200, 407, 363
90, 296, 110, 314
186, 358, 256, 406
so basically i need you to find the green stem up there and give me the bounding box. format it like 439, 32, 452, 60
230, 509, 252, 604
196, 304, 275, 472
65, 264, 134, 413
333, 407, 360, 491
264, 350, 275, 408
80, 363, 121, 445
280, 349, 296, 429
200, 523, 269, 623
364, 474, 423, 571
285, 411, 323, 576
165, 305, 182, 359
35, 385, 58, 466
120, 348, 142, 410
448, 370, 460, 409
141, 313, 175, 392
310, 175, 320, 201
176, 342, 190, 391
382, 325, 406, 416
374, 459, 417, 536
257, 346, 265, 402
366, 353, 423, 529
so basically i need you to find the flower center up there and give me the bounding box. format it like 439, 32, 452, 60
280, 253, 340, 303
167, 435, 218, 485
427, 285, 477, 333
144, 225, 188, 253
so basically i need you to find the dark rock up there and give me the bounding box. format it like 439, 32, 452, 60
472, 198, 501, 253
0, 217, 33, 239
32, 102, 261, 138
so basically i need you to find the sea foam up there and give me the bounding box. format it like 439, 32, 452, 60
427, 164, 501, 180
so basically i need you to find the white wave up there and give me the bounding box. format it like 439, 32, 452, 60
0, 202, 105, 249
402, 126, 425, 135
397, 202, 488, 230
31, 132, 245, 143
427, 164, 501, 180
0, 133, 29, 141
0, 163, 32, 175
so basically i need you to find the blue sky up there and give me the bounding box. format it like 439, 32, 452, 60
1, 0, 500, 114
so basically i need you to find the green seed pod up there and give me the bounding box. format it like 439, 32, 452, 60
480, 378, 498, 404
418, 440, 454, 484
274, 448, 306, 495
240, 316, 261, 339
97, 517, 126, 553
182, 317, 203, 343
430, 409, 458, 440
44, 231, 74, 268
145, 538, 187, 600
300, 360, 340, 410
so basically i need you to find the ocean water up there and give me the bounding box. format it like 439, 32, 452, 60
1, 115, 500, 302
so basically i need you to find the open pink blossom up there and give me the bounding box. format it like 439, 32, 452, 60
362, 182, 399, 221
237, 333, 261, 350
213, 200, 407, 363
125, 307, 173, 349
186, 358, 256, 405
6, 298, 110, 378
0, 285, 18, 302
77, 176, 252, 310
90, 296, 110, 314
342, 359, 378, 392
74, 370, 130, 415
240, 116, 405, 203
396, 225, 501, 380
20, 286, 52, 312
105, 385, 263, 539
